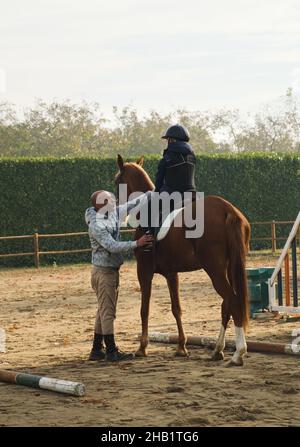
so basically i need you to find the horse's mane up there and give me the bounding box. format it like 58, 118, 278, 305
115, 162, 154, 189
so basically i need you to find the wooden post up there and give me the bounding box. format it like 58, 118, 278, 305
298, 227, 300, 254
284, 254, 291, 306
33, 233, 40, 269
271, 220, 276, 253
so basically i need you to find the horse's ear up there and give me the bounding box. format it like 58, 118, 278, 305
117, 154, 124, 171
136, 155, 144, 166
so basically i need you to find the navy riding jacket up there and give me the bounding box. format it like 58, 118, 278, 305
155, 141, 196, 193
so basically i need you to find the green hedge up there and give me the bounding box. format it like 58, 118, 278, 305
1, 153, 300, 267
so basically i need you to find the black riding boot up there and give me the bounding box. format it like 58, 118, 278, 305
88, 333, 106, 361
104, 334, 135, 362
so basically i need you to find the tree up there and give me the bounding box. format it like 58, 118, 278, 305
1, 89, 300, 158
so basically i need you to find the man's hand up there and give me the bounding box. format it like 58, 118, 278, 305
137, 233, 154, 247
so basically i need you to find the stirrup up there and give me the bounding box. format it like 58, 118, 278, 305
141, 244, 153, 252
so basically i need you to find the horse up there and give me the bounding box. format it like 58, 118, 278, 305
115, 154, 251, 366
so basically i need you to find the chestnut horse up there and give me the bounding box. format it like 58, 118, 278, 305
116, 154, 251, 366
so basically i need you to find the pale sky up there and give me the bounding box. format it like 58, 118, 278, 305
1, 0, 300, 117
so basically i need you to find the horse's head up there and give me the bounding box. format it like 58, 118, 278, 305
115, 154, 154, 199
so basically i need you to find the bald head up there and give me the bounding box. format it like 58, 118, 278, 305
91, 190, 116, 212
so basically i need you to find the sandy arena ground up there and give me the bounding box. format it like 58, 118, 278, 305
0, 255, 300, 427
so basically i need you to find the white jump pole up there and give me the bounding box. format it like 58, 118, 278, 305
149, 332, 300, 356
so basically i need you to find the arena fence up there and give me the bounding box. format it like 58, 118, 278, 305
0, 230, 135, 268
0, 220, 299, 269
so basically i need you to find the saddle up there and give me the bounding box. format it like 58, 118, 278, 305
127, 192, 195, 242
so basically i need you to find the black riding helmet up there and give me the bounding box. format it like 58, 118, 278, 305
161, 124, 190, 142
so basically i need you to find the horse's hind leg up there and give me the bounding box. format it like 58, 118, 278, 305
204, 267, 233, 362
207, 267, 247, 366
227, 298, 247, 367
211, 300, 230, 361
166, 272, 188, 357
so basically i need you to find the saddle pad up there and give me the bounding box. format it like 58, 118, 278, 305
156, 207, 184, 241
126, 207, 184, 240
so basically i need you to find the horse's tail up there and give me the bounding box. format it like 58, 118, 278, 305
226, 210, 250, 331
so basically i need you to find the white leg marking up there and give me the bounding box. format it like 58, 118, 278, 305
232, 326, 247, 363
215, 325, 226, 352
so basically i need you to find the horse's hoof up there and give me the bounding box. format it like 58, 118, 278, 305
211, 351, 225, 361
225, 357, 244, 367
175, 348, 189, 357
135, 349, 147, 358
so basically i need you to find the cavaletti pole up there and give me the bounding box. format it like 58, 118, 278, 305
148, 332, 300, 356
0, 370, 85, 396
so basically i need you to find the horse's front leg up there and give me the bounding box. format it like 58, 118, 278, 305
135, 265, 153, 357
166, 272, 188, 357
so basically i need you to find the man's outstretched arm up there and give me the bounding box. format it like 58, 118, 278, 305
91, 221, 137, 253
117, 191, 152, 223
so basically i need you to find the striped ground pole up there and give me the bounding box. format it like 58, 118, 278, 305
0, 370, 85, 396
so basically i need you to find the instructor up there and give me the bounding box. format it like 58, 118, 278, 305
85, 190, 153, 362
